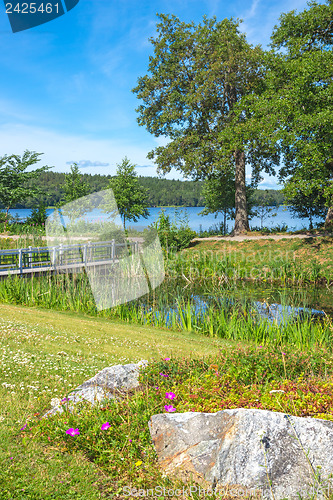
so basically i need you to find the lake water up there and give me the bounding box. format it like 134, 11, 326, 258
9, 205, 323, 233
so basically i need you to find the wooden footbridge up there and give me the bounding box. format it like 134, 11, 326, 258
0, 239, 139, 278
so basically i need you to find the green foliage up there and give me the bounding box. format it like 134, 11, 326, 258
0, 212, 14, 224
200, 171, 235, 235
138, 176, 205, 207
0, 150, 51, 228
32, 346, 333, 493
254, 190, 278, 229
26, 203, 48, 227
60, 164, 92, 222
3, 304, 333, 497
2, 167, 285, 213
250, 223, 289, 234
200, 171, 261, 234
153, 209, 196, 253
37, 394, 165, 491
0, 267, 332, 351
104, 157, 149, 229
140, 348, 333, 419
63, 164, 90, 204
283, 175, 327, 229
198, 221, 228, 237
253, 1, 333, 226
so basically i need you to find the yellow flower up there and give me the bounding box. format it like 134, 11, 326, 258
135, 460, 142, 467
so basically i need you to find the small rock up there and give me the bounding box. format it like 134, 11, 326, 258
44, 360, 148, 417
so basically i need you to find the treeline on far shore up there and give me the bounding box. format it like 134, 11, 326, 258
2, 171, 285, 209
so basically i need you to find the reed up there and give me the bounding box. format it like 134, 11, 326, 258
1, 272, 330, 351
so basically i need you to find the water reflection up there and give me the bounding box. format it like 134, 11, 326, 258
131, 279, 331, 328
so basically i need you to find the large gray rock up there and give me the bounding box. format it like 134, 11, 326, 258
149, 408, 333, 500
45, 360, 148, 417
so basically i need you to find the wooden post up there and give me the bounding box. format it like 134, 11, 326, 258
111, 239, 115, 262
18, 249, 23, 275
59, 244, 63, 266
88, 241, 92, 264
83, 244, 87, 266
52, 247, 56, 269
28, 246, 32, 268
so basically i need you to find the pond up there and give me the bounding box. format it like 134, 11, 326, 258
126, 277, 332, 327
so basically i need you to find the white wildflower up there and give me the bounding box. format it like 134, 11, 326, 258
50, 398, 61, 407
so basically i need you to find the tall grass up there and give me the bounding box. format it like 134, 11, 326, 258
0, 272, 331, 351
0, 233, 45, 250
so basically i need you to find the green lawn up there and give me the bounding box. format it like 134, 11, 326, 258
1, 304, 333, 499
0, 303, 231, 500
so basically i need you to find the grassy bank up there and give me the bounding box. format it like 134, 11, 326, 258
176, 235, 333, 285
1, 304, 333, 499
0, 272, 331, 351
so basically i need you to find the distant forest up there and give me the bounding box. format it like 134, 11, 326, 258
10, 171, 285, 209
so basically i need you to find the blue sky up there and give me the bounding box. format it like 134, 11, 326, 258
0, 0, 320, 189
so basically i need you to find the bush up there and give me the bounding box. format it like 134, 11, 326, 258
198, 221, 229, 237
153, 209, 196, 253
26, 203, 47, 227
250, 223, 289, 234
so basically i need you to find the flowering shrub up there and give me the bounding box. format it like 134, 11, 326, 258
34, 346, 333, 492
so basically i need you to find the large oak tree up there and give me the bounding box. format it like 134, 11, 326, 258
133, 15, 280, 234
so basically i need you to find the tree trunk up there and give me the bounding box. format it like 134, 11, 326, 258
233, 150, 249, 235
324, 206, 333, 229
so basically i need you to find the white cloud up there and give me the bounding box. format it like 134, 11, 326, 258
247, 0, 260, 19
0, 123, 155, 174
66, 160, 110, 167
0, 122, 185, 179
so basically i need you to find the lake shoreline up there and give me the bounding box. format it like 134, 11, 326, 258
6, 205, 326, 233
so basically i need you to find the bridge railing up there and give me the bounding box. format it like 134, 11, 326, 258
0, 239, 138, 274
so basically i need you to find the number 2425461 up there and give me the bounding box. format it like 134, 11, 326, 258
5, 3, 59, 14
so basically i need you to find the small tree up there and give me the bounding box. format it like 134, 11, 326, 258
60, 164, 92, 223
200, 171, 235, 235
26, 202, 48, 227
255, 190, 278, 229
63, 164, 90, 204
283, 175, 327, 230
200, 171, 257, 234
103, 157, 149, 230
0, 150, 51, 230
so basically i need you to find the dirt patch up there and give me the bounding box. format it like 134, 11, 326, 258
192, 233, 321, 243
